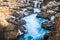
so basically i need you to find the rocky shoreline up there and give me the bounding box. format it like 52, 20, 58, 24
37, 0, 60, 40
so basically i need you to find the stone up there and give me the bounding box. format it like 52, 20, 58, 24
7, 17, 26, 25
41, 21, 56, 31
36, 12, 51, 20
0, 0, 25, 40
0, 24, 18, 40
12, 12, 25, 19
19, 20, 26, 25
18, 26, 27, 35
40, 0, 60, 40
26, 7, 33, 11
43, 32, 52, 40
37, 8, 56, 20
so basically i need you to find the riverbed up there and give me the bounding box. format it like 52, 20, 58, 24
17, 8, 50, 40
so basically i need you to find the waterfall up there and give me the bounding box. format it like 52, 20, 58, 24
18, 29, 23, 35
50, 16, 55, 21
34, 0, 38, 8
34, 0, 40, 8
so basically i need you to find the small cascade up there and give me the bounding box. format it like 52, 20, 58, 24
50, 16, 55, 21
34, 0, 39, 8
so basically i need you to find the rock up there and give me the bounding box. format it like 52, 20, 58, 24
52, 13, 60, 40
43, 31, 56, 40
12, 12, 25, 19
26, 7, 33, 11
41, 21, 56, 31
18, 26, 27, 35
40, 0, 60, 40
20, 7, 33, 16
19, 20, 26, 25
39, 1, 59, 20
0, 0, 26, 40
43, 32, 52, 40
36, 10, 56, 20
7, 17, 26, 25
0, 24, 18, 40
36, 12, 51, 20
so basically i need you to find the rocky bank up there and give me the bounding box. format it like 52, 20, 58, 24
0, 0, 27, 40
38, 0, 60, 40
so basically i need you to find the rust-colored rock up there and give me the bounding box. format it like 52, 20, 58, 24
53, 13, 60, 40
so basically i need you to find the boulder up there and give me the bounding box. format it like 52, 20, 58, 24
36, 8, 56, 20
19, 3, 32, 8
41, 21, 56, 31
43, 31, 56, 40
12, 12, 25, 19
18, 26, 27, 35
0, 24, 18, 40
43, 32, 52, 40
19, 20, 26, 25
7, 17, 26, 25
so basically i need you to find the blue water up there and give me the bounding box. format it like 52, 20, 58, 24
18, 11, 50, 40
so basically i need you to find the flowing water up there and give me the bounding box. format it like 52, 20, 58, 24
18, 0, 50, 40
34, 0, 38, 8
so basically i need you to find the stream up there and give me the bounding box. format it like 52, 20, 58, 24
17, 0, 50, 40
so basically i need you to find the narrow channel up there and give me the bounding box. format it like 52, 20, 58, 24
18, 0, 50, 40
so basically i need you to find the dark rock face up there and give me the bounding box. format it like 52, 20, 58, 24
0, 24, 18, 40
19, 3, 33, 8
43, 31, 56, 40
19, 20, 26, 25
52, 13, 60, 40
18, 26, 27, 35
37, 0, 60, 20
26, 7, 33, 12
41, 21, 56, 31
36, 10, 56, 20
40, 0, 60, 40
43, 32, 52, 40
36, 12, 51, 20
7, 17, 26, 25
12, 12, 25, 19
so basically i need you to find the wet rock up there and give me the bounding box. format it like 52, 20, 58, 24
43, 31, 56, 40
26, 7, 33, 11
20, 7, 33, 16
39, 1, 59, 20
7, 17, 26, 25
43, 32, 52, 40
40, 0, 60, 40
19, 20, 26, 25
41, 21, 56, 31
12, 12, 25, 19
36, 10, 56, 20
18, 26, 27, 35
36, 12, 50, 20
25, 7, 33, 14
51, 13, 60, 40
